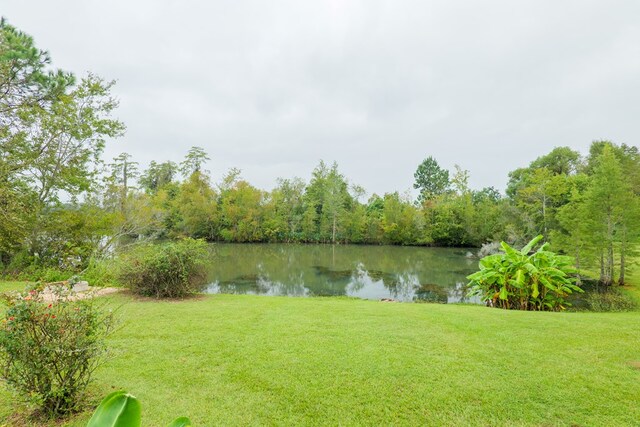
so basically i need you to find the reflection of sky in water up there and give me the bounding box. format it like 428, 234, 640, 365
204, 244, 481, 303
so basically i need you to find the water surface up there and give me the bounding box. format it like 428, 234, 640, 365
205, 244, 480, 303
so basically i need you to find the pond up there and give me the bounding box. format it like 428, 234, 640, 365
204, 244, 481, 303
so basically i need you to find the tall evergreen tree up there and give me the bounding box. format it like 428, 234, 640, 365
413, 157, 450, 202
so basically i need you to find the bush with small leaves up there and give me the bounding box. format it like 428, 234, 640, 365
117, 239, 210, 298
0, 285, 115, 417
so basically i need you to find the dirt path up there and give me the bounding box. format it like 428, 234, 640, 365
40, 286, 122, 302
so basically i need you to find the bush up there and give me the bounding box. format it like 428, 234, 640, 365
82, 256, 117, 287
117, 239, 210, 298
0, 285, 115, 417
583, 290, 637, 312
0, 249, 79, 283
467, 235, 582, 311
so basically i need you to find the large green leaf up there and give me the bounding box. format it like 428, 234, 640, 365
87, 391, 142, 427
479, 254, 502, 269
515, 269, 525, 286
168, 417, 192, 427
520, 235, 543, 255
537, 242, 550, 253
500, 241, 520, 260
523, 263, 539, 275
467, 271, 485, 281
539, 276, 554, 290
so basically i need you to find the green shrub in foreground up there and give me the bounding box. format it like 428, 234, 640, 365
0, 285, 115, 417
467, 235, 582, 311
117, 239, 209, 298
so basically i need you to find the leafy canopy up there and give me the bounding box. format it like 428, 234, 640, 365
413, 156, 450, 202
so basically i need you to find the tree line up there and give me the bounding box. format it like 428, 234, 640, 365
1, 19, 639, 286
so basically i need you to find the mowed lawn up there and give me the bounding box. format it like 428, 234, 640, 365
0, 284, 639, 426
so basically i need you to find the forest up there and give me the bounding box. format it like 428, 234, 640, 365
1, 19, 639, 287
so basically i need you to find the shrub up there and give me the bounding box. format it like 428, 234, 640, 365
117, 239, 210, 298
467, 235, 582, 311
0, 285, 115, 417
1, 252, 75, 283
82, 256, 117, 287
583, 289, 637, 312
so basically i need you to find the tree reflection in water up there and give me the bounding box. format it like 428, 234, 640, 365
205, 244, 479, 303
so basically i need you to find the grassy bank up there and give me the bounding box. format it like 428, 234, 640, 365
0, 281, 32, 293
623, 268, 640, 304
1, 283, 639, 426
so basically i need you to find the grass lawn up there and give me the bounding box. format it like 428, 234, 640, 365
0, 281, 32, 293
1, 284, 639, 426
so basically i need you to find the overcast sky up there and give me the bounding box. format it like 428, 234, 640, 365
3, 0, 640, 196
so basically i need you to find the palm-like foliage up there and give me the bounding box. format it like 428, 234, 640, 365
87, 391, 191, 427
467, 235, 582, 310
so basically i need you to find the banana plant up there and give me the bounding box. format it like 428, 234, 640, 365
87, 391, 192, 427
467, 235, 582, 310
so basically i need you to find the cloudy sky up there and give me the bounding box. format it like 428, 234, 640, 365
3, 0, 639, 196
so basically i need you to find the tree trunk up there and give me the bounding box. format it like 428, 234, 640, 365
619, 229, 626, 285
121, 159, 128, 214
542, 194, 547, 237
575, 247, 582, 286
604, 211, 613, 286
332, 214, 336, 243
607, 243, 614, 286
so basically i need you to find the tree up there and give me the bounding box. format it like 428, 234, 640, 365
450, 165, 470, 195
322, 163, 349, 243
554, 178, 593, 284
0, 181, 34, 264
0, 18, 73, 122
381, 192, 424, 245
413, 156, 450, 202
302, 161, 328, 242
173, 171, 217, 240
0, 20, 123, 265
139, 161, 177, 194
469, 188, 506, 245
263, 178, 305, 242
180, 146, 210, 177
529, 146, 582, 175
515, 168, 570, 237
364, 195, 385, 243
218, 179, 264, 242
507, 147, 581, 198
105, 153, 139, 214
583, 145, 636, 285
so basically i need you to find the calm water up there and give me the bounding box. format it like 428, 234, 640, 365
204, 244, 481, 303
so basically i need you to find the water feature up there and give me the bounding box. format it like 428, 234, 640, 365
204, 244, 481, 303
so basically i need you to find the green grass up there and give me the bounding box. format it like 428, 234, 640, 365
623, 267, 640, 304
0, 281, 32, 293
1, 288, 639, 426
